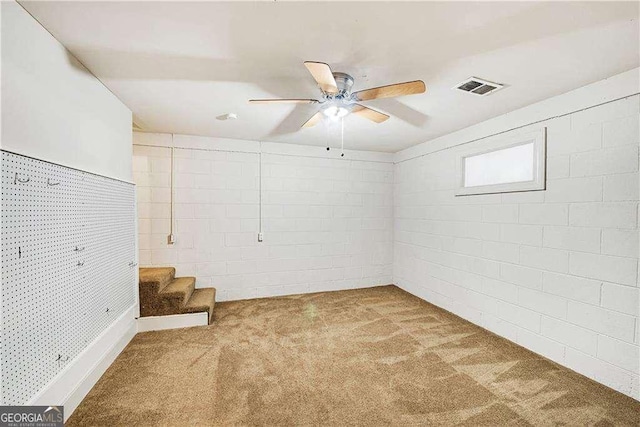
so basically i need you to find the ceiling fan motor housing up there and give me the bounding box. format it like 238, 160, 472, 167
324, 72, 356, 112
331, 72, 354, 96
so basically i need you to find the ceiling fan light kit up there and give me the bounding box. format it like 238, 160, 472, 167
322, 105, 349, 119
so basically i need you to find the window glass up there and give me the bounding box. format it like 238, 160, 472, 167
464, 142, 534, 188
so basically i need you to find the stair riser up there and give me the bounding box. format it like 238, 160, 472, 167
140, 296, 189, 318
139, 268, 176, 292
183, 290, 216, 325
162, 287, 195, 306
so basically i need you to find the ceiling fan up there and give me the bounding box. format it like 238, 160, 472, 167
249, 61, 426, 129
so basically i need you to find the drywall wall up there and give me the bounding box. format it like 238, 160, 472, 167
1, 1, 132, 182
0, 1, 135, 417
394, 74, 639, 398
133, 133, 394, 301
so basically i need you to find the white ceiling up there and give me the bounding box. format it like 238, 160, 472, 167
20, 1, 639, 152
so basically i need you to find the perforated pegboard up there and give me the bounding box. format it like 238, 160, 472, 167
1, 151, 136, 405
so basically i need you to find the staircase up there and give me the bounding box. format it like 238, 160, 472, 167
138, 267, 216, 324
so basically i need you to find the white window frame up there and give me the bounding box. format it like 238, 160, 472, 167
455, 128, 546, 196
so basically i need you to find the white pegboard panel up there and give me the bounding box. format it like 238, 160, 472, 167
1, 150, 136, 405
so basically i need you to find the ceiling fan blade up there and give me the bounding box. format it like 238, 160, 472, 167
304, 61, 339, 94
301, 111, 323, 128
249, 98, 318, 104
353, 80, 426, 102
351, 104, 389, 123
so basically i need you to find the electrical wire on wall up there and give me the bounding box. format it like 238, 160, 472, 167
341, 117, 345, 157
168, 134, 175, 245
258, 143, 263, 242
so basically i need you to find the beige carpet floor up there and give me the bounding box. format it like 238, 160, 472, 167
67, 285, 640, 426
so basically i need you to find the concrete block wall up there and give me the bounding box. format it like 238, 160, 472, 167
393, 94, 639, 398
133, 70, 638, 400
133, 139, 393, 301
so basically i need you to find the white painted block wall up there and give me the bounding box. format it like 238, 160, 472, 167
133, 138, 393, 301
132, 70, 638, 400
394, 95, 639, 398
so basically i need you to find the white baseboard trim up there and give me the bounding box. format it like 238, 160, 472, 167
29, 305, 137, 422
137, 312, 208, 332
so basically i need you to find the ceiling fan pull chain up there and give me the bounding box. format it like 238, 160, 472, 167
340, 117, 345, 157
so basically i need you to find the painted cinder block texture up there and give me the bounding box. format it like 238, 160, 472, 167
134, 143, 394, 302
394, 95, 639, 399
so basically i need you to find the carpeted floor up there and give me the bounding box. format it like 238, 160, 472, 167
67, 285, 640, 426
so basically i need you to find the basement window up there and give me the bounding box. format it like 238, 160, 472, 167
456, 129, 546, 196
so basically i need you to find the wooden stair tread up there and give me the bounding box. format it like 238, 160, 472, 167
183, 288, 216, 324
159, 277, 195, 305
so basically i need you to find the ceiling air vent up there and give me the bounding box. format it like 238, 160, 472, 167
454, 77, 504, 96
